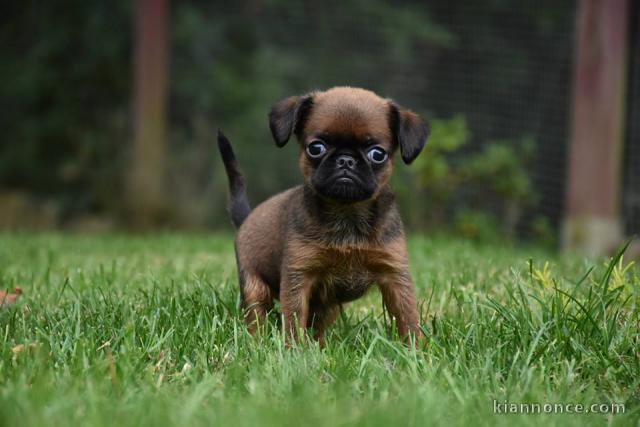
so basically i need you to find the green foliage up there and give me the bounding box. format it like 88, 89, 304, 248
0, 234, 638, 426
461, 137, 536, 203
0, 1, 131, 208
405, 115, 539, 240
412, 115, 468, 187
454, 210, 500, 242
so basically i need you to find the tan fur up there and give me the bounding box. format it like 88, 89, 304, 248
281, 236, 418, 343
303, 88, 393, 145
242, 274, 273, 333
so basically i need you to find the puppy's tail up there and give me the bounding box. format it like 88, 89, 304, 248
217, 129, 251, 228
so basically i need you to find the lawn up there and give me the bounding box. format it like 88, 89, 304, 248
0, 234, 638, 426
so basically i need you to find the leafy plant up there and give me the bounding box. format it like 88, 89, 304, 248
403, 115, 539, 240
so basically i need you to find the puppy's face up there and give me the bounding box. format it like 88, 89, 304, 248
269, 87, 429, 202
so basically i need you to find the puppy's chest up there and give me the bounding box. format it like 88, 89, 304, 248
309, 248, 380, 303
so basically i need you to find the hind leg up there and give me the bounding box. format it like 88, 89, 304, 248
241, 273, 274, 334
309, 305, 340, 347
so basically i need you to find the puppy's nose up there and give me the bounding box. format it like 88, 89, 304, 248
336, 155, 356, 169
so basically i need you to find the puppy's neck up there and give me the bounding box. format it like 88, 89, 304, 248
302, 185, 394, 245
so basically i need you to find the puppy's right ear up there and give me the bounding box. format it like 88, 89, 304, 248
268, 94, 314, 147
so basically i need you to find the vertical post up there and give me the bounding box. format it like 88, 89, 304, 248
128, 0, 169, 228
563, 0, 629, 256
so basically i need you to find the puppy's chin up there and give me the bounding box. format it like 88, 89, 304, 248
311, 176, 376, 202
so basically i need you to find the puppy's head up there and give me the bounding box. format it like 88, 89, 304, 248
269, 87, 429, 202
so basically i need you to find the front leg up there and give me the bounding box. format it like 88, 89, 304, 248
280, 270, 313, 345
377, 270, 423, 342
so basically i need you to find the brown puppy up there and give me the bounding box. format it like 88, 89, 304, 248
217, 87, 429, 345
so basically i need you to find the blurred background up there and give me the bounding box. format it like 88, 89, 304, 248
0, 0, 637, 253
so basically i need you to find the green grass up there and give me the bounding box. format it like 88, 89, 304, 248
0, 234, 638, 426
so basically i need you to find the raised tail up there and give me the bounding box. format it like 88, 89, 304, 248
217, 129, 251, 228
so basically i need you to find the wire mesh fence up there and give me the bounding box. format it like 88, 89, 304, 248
245, 1, 578, 237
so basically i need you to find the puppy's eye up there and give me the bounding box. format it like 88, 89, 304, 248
367, 146, 388, 164
306, 140, 327, 158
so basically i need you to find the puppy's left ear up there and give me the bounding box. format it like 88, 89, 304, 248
389, 102, 430, 164
268, 94, 314, 147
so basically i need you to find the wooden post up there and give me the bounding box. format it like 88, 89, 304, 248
128, 0, 169, 228
563, 0, 629, 256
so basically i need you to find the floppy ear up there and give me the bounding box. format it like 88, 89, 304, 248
268, 94, 314, 147
389, 102, 429, 164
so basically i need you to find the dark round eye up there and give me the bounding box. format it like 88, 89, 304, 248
306, 140, 327, 158
367, 146, 388, 164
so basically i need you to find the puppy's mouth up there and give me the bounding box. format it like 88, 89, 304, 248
314, 171, 374, 202
330, 171, 364, 188
335, 175, 356, 184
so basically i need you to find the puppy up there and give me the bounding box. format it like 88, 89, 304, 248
217, 87, 429, 345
